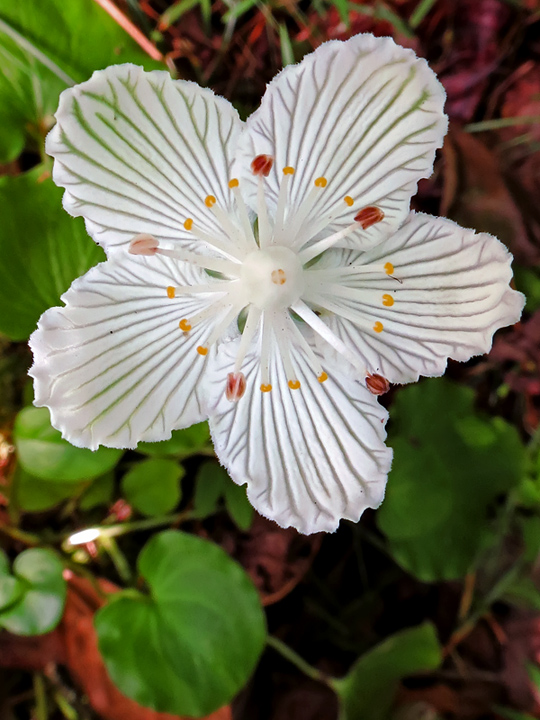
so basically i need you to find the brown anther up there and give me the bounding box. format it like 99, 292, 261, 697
271, 269, 286, 285
226, 372, 247, 402
128, 234, 159, 255
366, 373, 390, 395
251, 154, 274, 177
354, 206, 385, 230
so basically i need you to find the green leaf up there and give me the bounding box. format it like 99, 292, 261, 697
224, 481, 254, 531
333, 623, 441, 720
95, 530, 266, 717
0, 548, 66, 635
0, 550, 24, 611
137, 422, 211, 458
79, 473, 115, 511
0, 167, 106, 340
13, 465, 85, 512
193, 461, 226, 517
377, 379, 525, 582
0, 0, 164, 157
14, 406, 123, 482
121, 459, 183, 517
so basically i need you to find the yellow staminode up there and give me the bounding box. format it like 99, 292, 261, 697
283, 166, 295, 175
260, 384, 272, 393
344, 196, 354, 206
384, 262, 394, 275
288, 380, 301, 389
373, 322, 384, 333
314, 177, 327, 188
318, 372, 328, 383
205, 195, 216, 208
197, 346, 208, 355
382, 294, 394, 307
228, 178, 239, 188
184, 218, 193, 230
179, 319, 191, 332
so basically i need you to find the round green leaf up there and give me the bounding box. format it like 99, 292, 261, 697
121, 459, 183, 517
13, 466, 85, 512
0, 551, 24, 611
95, 530, 266, 717
14, 406, 123, 482
137, 423, 211, 458
0, 548, 66, 635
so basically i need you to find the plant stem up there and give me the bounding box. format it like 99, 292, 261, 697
266, 635, 330, 686
100, 535, 132, 584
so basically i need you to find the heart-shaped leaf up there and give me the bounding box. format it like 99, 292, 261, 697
377, 378, 525, 581
95, 530, 266, 717
121, 459, 183, 517
0, 548, 66, 635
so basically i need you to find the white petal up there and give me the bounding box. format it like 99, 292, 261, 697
305, 213, 525, 384
29, 253, 231, 449
206, 332, 392, 535
234, 34, 447, 248
46, 64, 243, 253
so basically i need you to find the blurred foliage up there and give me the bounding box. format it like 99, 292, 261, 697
0, 0, 540, 719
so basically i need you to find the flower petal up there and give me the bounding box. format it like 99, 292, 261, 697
46, 64, 242, 253
234, 34, 447, 248
305, 213, 525, 384
206, 332, 392, 534
29, 253, 231, 449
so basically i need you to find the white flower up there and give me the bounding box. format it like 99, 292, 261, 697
29, 34, 524, 534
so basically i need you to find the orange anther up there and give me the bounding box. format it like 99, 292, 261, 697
226, 372, 246, 402
251, 154, 274, 177
283, 166, 295, 175
228, 178, 239, 188
260, 384, 272, 393
382, 294, 394, 307
184, 218, 193, 230
167, 286, 175, 299
373, 322, 384, 333
384, 262, 394, 275
197, 346, 208, 355
205, 195, 216, 208
354, 206, 385, 229
366, 373, 390, 395
318, 372, 328, 383
179, 319, 191, 332
314, 177, 327, 188
288, 380, 301, 390
344, 196, 354, 207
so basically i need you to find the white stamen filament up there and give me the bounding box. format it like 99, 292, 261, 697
283, 313, 324, 378
299, 223, 364, 264
257, 176, 272, 248
287, 183, 325, 244
260, 314, 273, 387
272, 314, 299, 385
307, 264, 392, 277
204, 302, 246, 348
291, 300, 367, 374
234, 306, 262, 372
208, 203, 248, 254
186, 223, 243, 262
154, 246, 240, 276
272, 171, 293, 244
168, 281, 235, 295
231, 186, 258, 250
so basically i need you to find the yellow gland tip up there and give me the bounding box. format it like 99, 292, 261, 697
197, 346, 208, 356
288, 380, 301, 390
314, 177, 327, 188
228, 178, 239, 188
283, 166, 295, 175
344, 196, 354, 206
184, 218, 193, 230
260, 384, 272, 393
384, 262, 394, 275
179, 319, 192, 332
382, 294, 394, 307
373, 322, 384, 333
205, 195, 216, 208
318, 372, 328, 383
167, 286, 175, 299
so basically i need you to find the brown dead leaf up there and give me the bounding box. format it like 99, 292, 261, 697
0, 573, 232, 720
442, 128, 538, 265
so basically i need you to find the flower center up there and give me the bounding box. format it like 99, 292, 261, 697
240, 246, 304, 311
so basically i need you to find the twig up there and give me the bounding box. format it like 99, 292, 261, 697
92, 0, 164, 61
